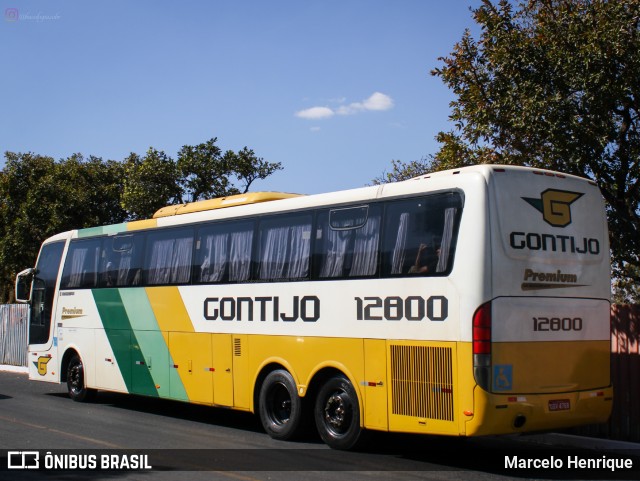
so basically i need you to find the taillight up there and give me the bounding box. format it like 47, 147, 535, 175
473, 302, 492, 354
473, 302, 492, 391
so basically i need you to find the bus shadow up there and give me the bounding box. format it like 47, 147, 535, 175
44, 392, 632, 477
47, 390, 267, 435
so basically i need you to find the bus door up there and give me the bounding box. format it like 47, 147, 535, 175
18, 240, 66, 382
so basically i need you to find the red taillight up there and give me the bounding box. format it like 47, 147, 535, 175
473, 302, 492, 355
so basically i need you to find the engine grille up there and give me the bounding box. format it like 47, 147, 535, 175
390, 345, 454, 421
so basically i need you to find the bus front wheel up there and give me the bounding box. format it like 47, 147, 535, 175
314, 375, 364, 450
66, 354, 96, 403
258, 369, 304, 440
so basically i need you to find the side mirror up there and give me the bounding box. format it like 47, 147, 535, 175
15, 268, 35, 303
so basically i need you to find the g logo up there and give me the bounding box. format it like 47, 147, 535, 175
35, 356, 51, 376
522, 189, 583, 227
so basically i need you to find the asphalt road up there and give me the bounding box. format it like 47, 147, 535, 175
0, 370, 637, 481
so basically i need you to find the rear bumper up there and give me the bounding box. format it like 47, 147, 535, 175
464, 385, 613, 436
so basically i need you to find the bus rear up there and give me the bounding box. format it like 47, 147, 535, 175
466, 166, 612, 435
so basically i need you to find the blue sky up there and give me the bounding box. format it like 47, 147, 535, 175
1, 0, 480, 195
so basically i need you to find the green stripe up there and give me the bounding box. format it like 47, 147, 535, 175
78, 223, 127, 238
92, 289, 157, 397
120, 289, 188, 401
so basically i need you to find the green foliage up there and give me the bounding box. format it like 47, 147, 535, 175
0, 137, 281, 301
379, 0, 640, 299
0, 153, 126, 301
121, 149, 182, 220
371, 158, 435, 184
123, 138, 283, 219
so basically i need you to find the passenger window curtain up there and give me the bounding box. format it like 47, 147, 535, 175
199, 228, 253, 283
229, 230, 252, 281
259, 221, 311, 280
114, 244, 142, 286
148, 236, 193, 285
319, 228, 351, 278
116, 252, 132, 286
390, 212, 410, 275
200, 232, 229, 282
68, 248, 88, 288
436, 207, 457, 273
67, 244, 101, 288
350, 214, 381, 276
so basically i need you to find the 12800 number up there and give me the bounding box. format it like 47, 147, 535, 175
533, 316, 583, 332
355, 296, 448, 322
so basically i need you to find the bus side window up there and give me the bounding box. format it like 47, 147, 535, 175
102, 234, 144, 287
195, 220, 254, 283
144, 227, 195, 285
315, 205, 381, 279
61, 238, 104, 289
382, 194, 462, 277
256, 214, 312, 281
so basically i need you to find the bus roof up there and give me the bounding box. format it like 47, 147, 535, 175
51, 164, 598, 242
153, 192, 304, 218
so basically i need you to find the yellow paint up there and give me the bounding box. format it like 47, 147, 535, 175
169, 332, 213, 404
37, 356, 51, 376
126, 218, 158, 231
456, 342, 477, 434
460, 340, 613, 436
232, 335, 250, 409
146, 287, 194, 333
153, 192, 303, 218
363, 339, 388, 430
465, 384, 613, 436
212, 334, 234, 407
491, 340, 610, 393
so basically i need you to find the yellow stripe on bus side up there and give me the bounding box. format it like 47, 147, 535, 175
145, 287, 215, 404
145, 287, 194, 334
127, 219, 158, 231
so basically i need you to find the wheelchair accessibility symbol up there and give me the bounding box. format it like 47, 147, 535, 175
493, 364, 513, 391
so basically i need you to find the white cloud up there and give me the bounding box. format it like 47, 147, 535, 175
295, 92, 394, 120
295, 106, 334, 120
363, 92, 394, 111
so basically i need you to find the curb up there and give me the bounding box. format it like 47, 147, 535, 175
0, 364, 28, 373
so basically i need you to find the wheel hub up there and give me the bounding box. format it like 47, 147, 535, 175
324, 393, 347, 429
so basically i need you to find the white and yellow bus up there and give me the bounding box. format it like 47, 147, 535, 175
16, 164, 612, 449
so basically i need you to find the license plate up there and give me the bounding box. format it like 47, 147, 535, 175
548, 399, 570, 411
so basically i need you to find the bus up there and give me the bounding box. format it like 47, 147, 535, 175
15, 164, 612, 450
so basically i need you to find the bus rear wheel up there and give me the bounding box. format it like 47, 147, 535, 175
66, 354, 96, 403
258, 369, 304, 440
314, 375, 364, 450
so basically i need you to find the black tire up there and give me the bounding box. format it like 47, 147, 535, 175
258, 369, 304, 440
314, 375, 364, 450
66, 354, 97, 402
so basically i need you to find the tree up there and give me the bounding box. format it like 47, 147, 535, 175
123, 138, 282, 219
371, 158, 434, 185
0, 137, 281, 299
379, 0, 640, 296
121, 149, 183, 220
0, 153, 125, 302
178, 139, 282, 201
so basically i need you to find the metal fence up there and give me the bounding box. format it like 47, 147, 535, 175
0, 304, 29, 367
